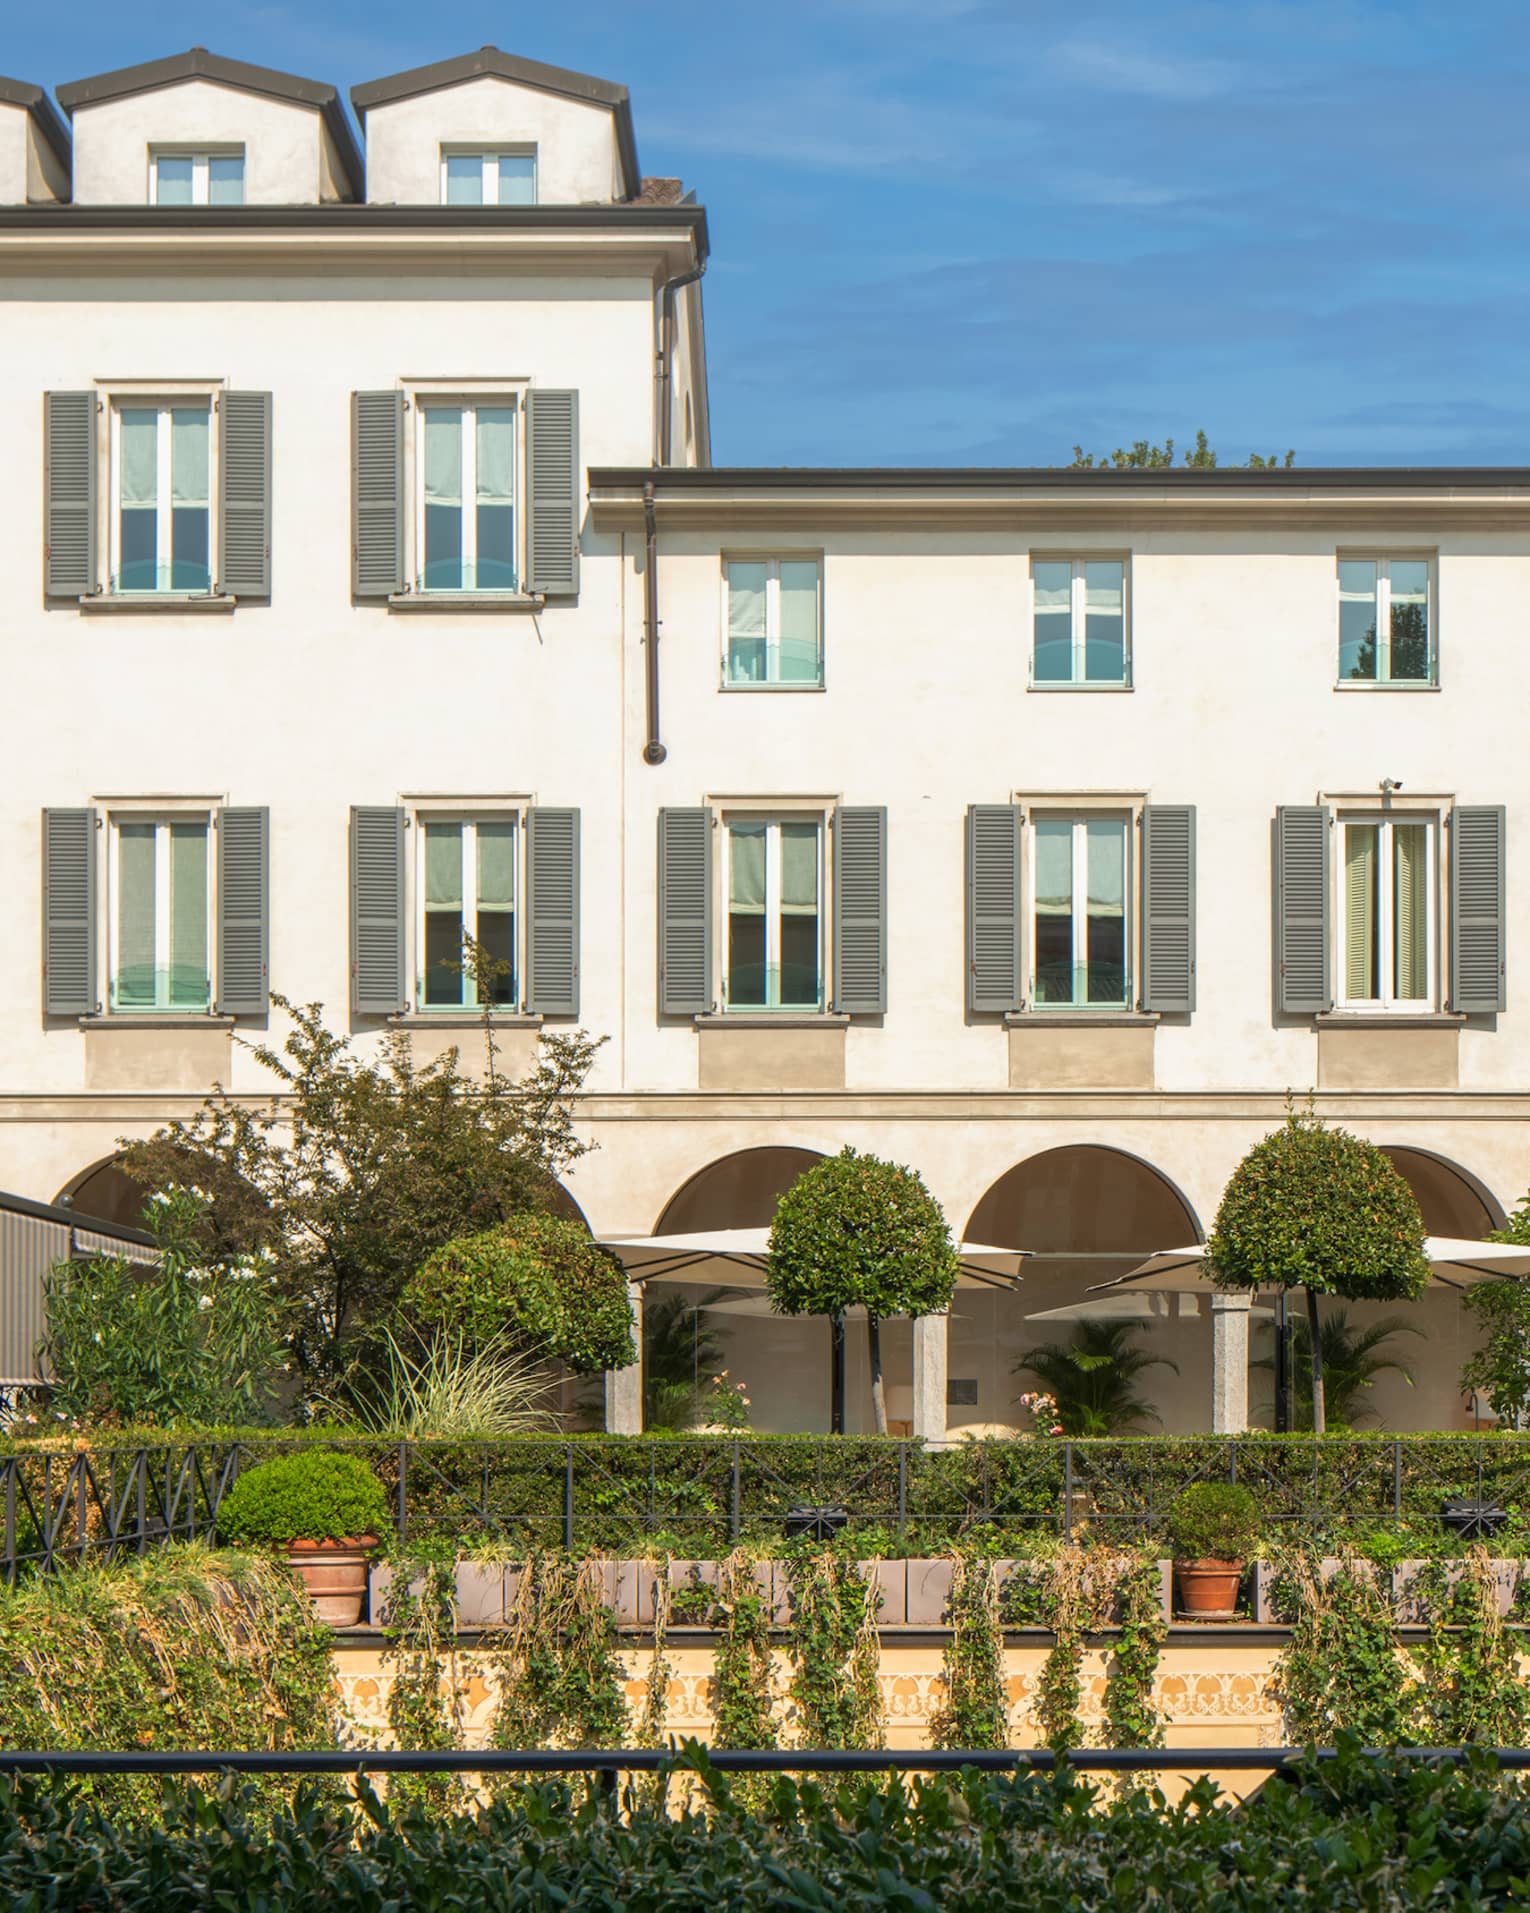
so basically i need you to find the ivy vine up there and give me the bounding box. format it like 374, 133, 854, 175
784, 1545, 884, 1749
379, 1538, 467, 1815
930, 1554, 1008, 1750
708, 1551, 779, 1751
1101, 1555, 1166, 1751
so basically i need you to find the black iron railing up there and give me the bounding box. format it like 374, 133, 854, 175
6, 1433, 1530, 1580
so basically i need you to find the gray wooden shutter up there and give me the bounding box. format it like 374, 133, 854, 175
1276, 805, 1331, 1014
657, 807, 712, 1015
351, 391, 405, 599
1450, 805, 1506, 1013
44, 392, 97, 599
218, 390, 272, 598
966, 804, 1023, 1013
42, 808, 97, 1016
526, 807, 580, 1017
1140, 805, 1196, 1013
351, 806, 406, 1015
832, 805, 887, 1014
525, 388, 580, 597
216, 806, 269, 1016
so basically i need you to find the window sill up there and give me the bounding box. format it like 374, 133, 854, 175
79, 1014, 236, 1029
1315, 1011, 1465, 1028
386, 592, 545, 614
1005, 1011, 1158, 1027
695, 1013, 851, 1029
1027, 681, 1133, 693
388, 1011, 545, 1027
720, 682, 827, 694
77, 593, 237, 615
1332, 680, 1439, 693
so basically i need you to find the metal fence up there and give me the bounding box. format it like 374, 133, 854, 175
7, 1433, 1530, 1580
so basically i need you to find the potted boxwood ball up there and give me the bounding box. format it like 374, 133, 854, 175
1167, 1482, 1260, 1619
217, 1452, 389, 1627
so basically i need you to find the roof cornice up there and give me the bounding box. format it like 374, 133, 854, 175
55, 48, 363, 200
0, 74, 71, 173
591, 464, 1530, 493
351, 45, 640, 200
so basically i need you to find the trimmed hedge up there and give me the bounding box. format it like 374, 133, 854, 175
1, 1743, 1529, 1908
216, 1452, 390, 1545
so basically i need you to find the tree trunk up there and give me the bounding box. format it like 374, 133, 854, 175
1306, 1285, 1326, 1435
868, 1312, 887, 1435
830, 1312, 846, 1435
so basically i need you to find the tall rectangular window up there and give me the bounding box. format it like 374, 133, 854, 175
152, 151, 245, 205
442, 151, 537, 205
113, 403, 212, 594
419, 817, 517, 1009
1340, 815, 1434, 1007
419, 403, 517, 592
110, 816, 210, 1012
725, 818, 822, 1009
1031, 815, 1129, 1007
1032, 558, 1128, 685
1338, 556, 1433, 682
724, 558, 822, 686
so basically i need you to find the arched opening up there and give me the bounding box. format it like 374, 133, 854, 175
1381, 1147, 1503, 1238
655, 1146, 825, 1234
959, 1146, 1203, 1437
55, 1154, 152, 1231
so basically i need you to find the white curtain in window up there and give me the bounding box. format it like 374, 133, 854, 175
777, 563, 819, 682
171, 409, 208, 506
117, 825, 156, 1003
1034, 821, 1072, 917
476, 821, 516, 908
1085, 821, 1125, 918
1393, 823, 1428, 1000
424, 411, 463, 506
475, 409, 516, 503
780, 823, 819, 914
729, 825, 766, 914
425, 823, 464, 907
120, 412, 158, 506
728, 563, 767, 639
169, 822, 208, 1001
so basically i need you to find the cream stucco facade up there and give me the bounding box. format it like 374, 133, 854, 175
0, 43, 1526, 1438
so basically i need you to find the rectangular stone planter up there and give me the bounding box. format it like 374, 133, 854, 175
906, 1558, 954, 1625
1392, 1558, 1522, 1623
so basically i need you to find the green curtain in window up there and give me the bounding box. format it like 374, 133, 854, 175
168, 822, 208, 1007
116, 824, 157, 1009
1393, 823, 1428, 1000
1345, 824, 1378, 999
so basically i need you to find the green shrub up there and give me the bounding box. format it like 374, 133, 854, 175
216, 1452, 390, 1545
402, 1217, 634, 1373
1167, 1482, 1261, 1561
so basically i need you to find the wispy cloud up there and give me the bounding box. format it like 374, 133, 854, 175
1050, 37, 1246, 100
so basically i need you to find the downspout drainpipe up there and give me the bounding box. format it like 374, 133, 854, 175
642, 481, 666, 766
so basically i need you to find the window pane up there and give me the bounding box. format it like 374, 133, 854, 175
777, 561, 821, 683
1083, 561, 1126, 683
208, 156, 244, 205
119, 411, 158, 593
497, 154, 536, 205
475, 910, 517, 1002
1344, 824, 1379, 999
475, 408, 517, 590
726, 561, 768, 684
170, 409, 210, 592
445, 155, 484, 204
727, 824, 766, 1007
476, 822, 516, 907
1393, 823, 1429, 1000
1085, 820, 1127, 1004
779, 822, 820, 1006
1033, 819, 1074, 1004
1389, 560, 1430, 682
116, 824, 157, 1009
1032, 561, 1073, 683
423, 410, 464, 590
475, 820, 517, 1005
155, 156, 194, 206
425, 823, 463, 906
168, 821, 208, 1008
1340, 559, 1379, 680
424, 909, 466, 1005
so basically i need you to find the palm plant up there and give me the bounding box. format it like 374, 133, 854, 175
1254, 1306, 1419, 1429
643, 1288, 730, 1431
1012, 1320, 1178, 1436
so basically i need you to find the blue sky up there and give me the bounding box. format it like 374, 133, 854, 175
10, 2, 1530, 466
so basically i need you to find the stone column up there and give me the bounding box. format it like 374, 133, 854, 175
604, 1278, 644, 1434
1210, 1289, 1251, 1434
912, 1312, 949, 1444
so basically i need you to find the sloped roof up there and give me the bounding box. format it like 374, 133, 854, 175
55, 47, 363, 198
0, 75, 71, 172
351, 46, 640, 200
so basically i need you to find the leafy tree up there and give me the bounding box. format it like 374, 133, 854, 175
1012, 1318, 1177, 1435
1253, 1306, 1419, 1430
766, 1147, 958, 1434
1208, 1105, 1429, 1433
1068, 430, 1295, 469
124, 993, 602, 1388
1459, 1191, 1530, 1427
641, 1287, 730, 1431
401, 1216, 634, 1373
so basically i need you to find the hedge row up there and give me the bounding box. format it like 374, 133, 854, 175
2, 1744, 1528, 1910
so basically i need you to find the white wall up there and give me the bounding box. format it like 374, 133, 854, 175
71, 81, 335, 203
363, 77, 621, 205
0, 103, 29, 203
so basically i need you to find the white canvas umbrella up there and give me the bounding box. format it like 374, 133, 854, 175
600, 1225, 1027, 1293
1088, 1237, 1530, 1299
1026, 1291, 1275, 1325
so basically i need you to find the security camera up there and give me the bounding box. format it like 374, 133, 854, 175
1380, 778, 1404, 794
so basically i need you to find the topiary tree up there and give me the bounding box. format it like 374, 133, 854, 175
401, 1214, 635, 1373
1460, 1191, 1530, 1429
766, 1147, 958, 1434
1207, 1105, 1428, 1433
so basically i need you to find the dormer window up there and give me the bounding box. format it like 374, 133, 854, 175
441, 148, 536, 206
152, 148, 245, 206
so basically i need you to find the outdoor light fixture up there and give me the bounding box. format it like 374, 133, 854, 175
1380, 777, 1404, 793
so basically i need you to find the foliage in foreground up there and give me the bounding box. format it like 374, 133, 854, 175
216, 1450, 391, 1544
2, 1743, 1529, 1910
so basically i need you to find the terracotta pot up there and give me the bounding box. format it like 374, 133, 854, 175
285, 1536, 377, 1627
1173, 1557, 1244, 1619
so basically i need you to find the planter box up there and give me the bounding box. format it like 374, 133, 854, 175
906, 1558, 954, 1625
1392, 1558, 1523, 1624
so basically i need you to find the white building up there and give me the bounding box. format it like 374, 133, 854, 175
0, 43, 1523, 1436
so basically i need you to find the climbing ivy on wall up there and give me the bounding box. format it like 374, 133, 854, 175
1101, 1556, 1167, 1750
784, 1546, 884, 1749
930, 1555, 1008, 1750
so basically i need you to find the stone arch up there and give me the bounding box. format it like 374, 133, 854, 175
964, 1144, 1203, 1258
1380, 1146, 1504, 1238
54, 1153, 151, 1231
653, 1145, 826, 1234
